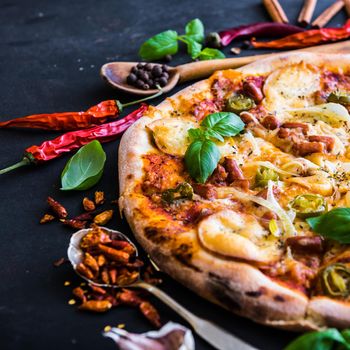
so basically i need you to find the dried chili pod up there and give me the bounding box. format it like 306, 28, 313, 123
79, 300, 112, 312
0, 89, 162, 131
321, 263, 350, 297
47, 196, 68, 219
62, 219, 87, 229
0, 104, 148, 175
139, 301, 161, 328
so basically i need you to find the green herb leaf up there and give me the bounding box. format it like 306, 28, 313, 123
61, 140, 106, 191
201, 112, 245, 137
196, 47, 225, 60
203, 129, 224, 142
306, 208, 350, 243
179, 35, 202, 59
139, 30, 178, 60
185, 139, 220, 183
284, 328, 350, 350
188, 128, 205, 141
185, 18, 204, 43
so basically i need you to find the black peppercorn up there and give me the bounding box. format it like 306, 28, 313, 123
205, 32, 221, 49
127, 73, 137, 85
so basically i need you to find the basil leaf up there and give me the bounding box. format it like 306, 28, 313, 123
185, 18, 204, 43
180, 35, 202, 59
306, 208, 350, 243
201, 112, 245, 137
204, 129, 224, 142
196, 47, 225, 60
185, 139, 220, 183
284, 329, 350, 350
188, 128, 205, 141
139, 30, 178, 60
61, 140, 106, 191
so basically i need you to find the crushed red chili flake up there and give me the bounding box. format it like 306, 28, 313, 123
93, 210, 114, 225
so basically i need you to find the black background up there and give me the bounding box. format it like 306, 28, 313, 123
0, 1, 347, 349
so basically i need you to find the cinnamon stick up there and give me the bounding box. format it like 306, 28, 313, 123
298, 0, 317, 27
311, 0, 344, 28
263, 0, 289, 23
344, 0, 350, 17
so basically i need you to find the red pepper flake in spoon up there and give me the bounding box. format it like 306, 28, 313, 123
251, 20, 350, 49
0, 104, 148, 174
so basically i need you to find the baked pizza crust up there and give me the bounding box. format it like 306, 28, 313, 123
119, 52, 350, 330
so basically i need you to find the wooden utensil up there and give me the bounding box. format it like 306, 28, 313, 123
101, 40, 350, 96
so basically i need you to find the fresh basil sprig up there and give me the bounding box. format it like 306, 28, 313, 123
284, 328, 350, 350
185, 112, 244, 183
61, 140, 106, 191
306, 207, 350, 243
139, 18, 225, 61
196, 47, 225, 60
139, 30, 178, 61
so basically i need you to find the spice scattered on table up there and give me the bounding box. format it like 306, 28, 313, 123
127, 63, 169, 90
40, 191, 114, 230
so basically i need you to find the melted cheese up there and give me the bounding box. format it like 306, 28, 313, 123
198, 209, 281, 263
147, 118, 198, 156
263, 62, 320, 113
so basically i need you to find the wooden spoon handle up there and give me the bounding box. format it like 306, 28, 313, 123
176, 40, 350, 83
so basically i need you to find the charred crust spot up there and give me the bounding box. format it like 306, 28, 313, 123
126, 174, 133, 180
144, 227, 171, 244
245, 287, 267, 298
207, 273, 242, 312
245, 291, 262, 298
173, 244, 200, 272
273, 295, 285, 302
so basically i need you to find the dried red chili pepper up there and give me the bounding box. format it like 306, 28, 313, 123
47, 196, 68, 219
251, 20, 350, 49
0, 104, 148, 174
0, 90, 160, 131
219, 22, 304, 46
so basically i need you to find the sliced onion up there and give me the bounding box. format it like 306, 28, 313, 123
243, 131, 261, 157
246, 160, 296, 176
288, 103, 350, 125
216, 183, 296, 237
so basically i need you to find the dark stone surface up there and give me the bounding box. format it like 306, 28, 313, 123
0, 1, 346, 349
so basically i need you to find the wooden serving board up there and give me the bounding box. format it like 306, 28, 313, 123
178, 40, 350, 83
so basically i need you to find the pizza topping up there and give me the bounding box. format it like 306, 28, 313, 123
184, 112, 245, 183
192, 183, 218, 200
327, 90, 350, 106
285, 236, 324, 255
261, 115, 281, 130
320, 263, 350, 297
288, 194, 327, 219
198, 209, 280, 263
225, 94, 255, 114
288, 103, 350, 126
306, 207, 350, 244
147, 118, 197, 156
293, 141, 325, 156
161, 182, 194, 204
242, 79, 264, 103
255, 166, 279, 188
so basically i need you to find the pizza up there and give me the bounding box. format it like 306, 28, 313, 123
118, 53, 350, 330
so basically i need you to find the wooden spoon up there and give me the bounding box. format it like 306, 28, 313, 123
101, 41, 350, 96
